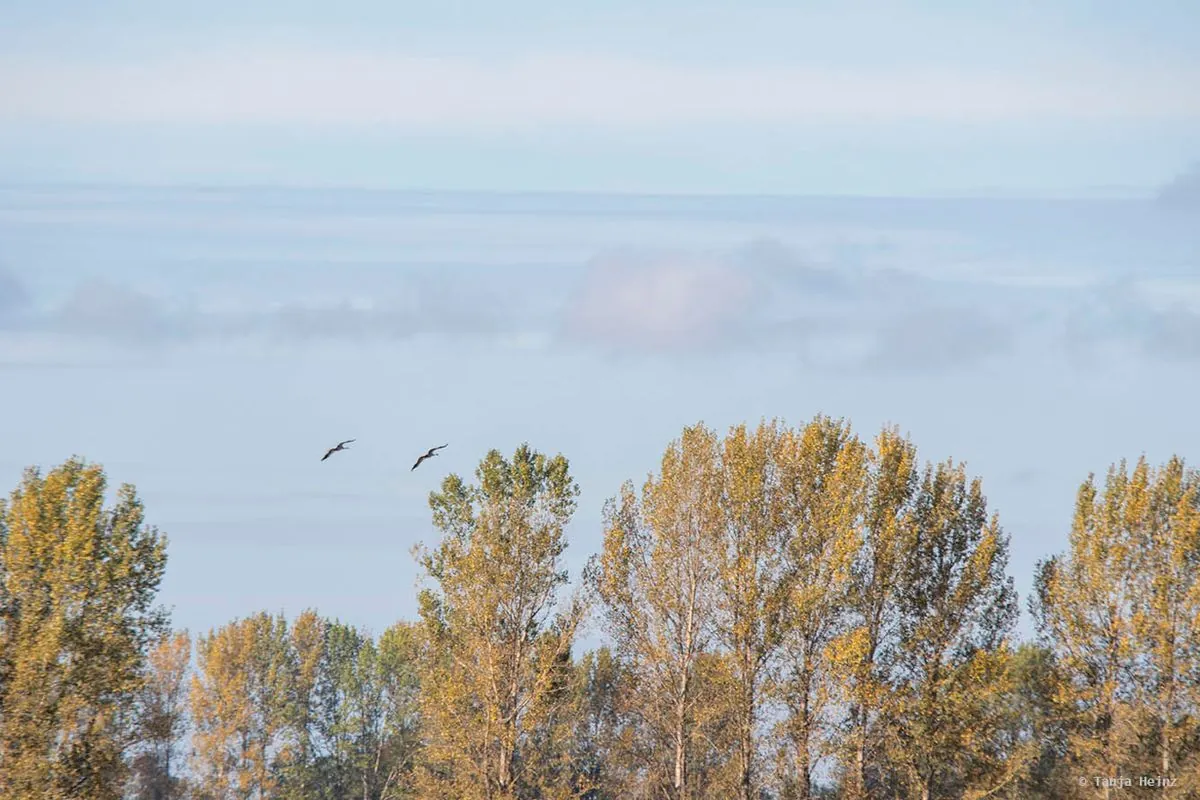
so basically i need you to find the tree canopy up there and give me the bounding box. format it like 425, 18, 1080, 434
3, 424, 1199, 799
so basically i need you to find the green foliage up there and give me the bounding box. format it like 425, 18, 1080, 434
1033, 456, 1200, 798
0, 457, 168, 800
414, 443, 584, 799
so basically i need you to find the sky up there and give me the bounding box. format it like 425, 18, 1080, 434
2, 0, 1200, 193
0, 2, 1199, 645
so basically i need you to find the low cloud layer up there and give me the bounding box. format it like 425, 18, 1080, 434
1159, 163, 1200, 208
1143, 307, 1200, 360
1, 239, 1030, 374
7, 234, 1197, 373
53, 280, 182, 343
557, 239, 1017, 371
0, 267, 532, 356
863, 306, 1012, 372
1062, 278, 1200, 363
0, 267, 31, 322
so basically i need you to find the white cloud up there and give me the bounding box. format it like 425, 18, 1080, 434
562, 249, 757, 350
2, 47, 1198, 129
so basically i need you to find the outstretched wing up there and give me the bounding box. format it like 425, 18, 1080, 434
432, 443, 448, 452
339, 439, 356, 447
411, 454, 427, 471
321, 448, 334, 461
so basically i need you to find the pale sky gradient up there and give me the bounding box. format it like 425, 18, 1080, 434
2, 0, 1199, 192
0, 2, 1199, 645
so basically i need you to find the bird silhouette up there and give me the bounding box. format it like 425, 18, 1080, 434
411, 444, 448, 471
321, 439, 355, 461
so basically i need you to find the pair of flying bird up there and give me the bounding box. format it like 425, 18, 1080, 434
321, 439, 448, 471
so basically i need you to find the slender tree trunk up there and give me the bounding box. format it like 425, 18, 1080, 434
1161, 664, 1174, 798
674, 670, 690, 800
673, 573, 699, 800
795, 686, 811, 800
740, 663, 755, 800
1161, 710, 1171, 798
1103, 709, 1114, 800
163, 743, 172, 800
850, 623, 880, 800
852, 705, 867, 800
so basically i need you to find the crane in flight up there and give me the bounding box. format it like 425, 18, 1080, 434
412, 444, 448, 471
321, 439, 356, 461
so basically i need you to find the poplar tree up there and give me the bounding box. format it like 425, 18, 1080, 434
710, 420, 790, 800
190, 612, 291, 800
313, 619, 422, 799
129, 630, 193, 800
1035, 456, 1200, 798
592, 423, 727, 799
414, 444, 583, 799
772, 416, 868, 799
1032, 461, 1144, 798
276, 609, 324, 799
1127, 456, 1200, 793
570, 647, 634, 799
838, 427, 919, 800
885, 459, 1018, 800
0, 458, 168, 800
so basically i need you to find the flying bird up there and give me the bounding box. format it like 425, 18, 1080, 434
321, 439, 355, 461
411, 444, 448, 471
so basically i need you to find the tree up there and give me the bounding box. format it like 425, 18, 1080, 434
838, 427, 919, 800
771, 416, 868, 799
1033, 461, 1144, 799
591, 423, 727, 799
190, 612, 291, 800
569, 647, 635, 800
370, 622, 423, 797
0, 457, 169, 800
1127, 456, 1200, 794
313, 619, 423, 799
128, 630, 193, 800
414, 444, 584, 799
884, 458, 1019, 800
711, 420, 789, 800
1034, 456, 1200, 799
275, 609, 325, 799
990, 643, 1071, 799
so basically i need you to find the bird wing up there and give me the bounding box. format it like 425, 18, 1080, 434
433, 443, 448, 451
321, 449, 334, 461
411, 454, 427, 470
340, 439, 356, 446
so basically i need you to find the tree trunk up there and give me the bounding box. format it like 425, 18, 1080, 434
795, 689, 811, 800
1161, 722, 1171, 798
498, 744, 513, 795
853, 706, 867, 800
673, 686, 688, 800
740, 672, 754, 800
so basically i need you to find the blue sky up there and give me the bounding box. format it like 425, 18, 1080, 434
2, 1, 1199, 193
0, 2, 1199, 645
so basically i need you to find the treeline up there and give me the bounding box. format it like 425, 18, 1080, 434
1, 417, 1199, 799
